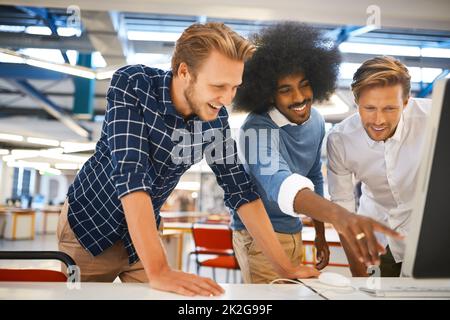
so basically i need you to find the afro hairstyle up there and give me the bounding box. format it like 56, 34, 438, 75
233, 22, 341, 114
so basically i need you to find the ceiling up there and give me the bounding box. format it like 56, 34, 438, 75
0, 0, 449, 155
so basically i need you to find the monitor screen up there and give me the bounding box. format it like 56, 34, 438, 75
402, 78, 450, 278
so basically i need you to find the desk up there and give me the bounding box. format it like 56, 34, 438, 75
301, 278, 450, 300
0, 282, 322, 300
0, 209, 35, 240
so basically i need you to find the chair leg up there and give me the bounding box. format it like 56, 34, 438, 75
212, 268, 216, 281
226, 269, 229, 283
186, 253, 192, 273
196, 264, 200, 275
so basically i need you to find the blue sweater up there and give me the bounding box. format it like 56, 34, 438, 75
231, 108, 325, 233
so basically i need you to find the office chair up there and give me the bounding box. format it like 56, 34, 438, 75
188, 224, 240, 282
0, 251, 77, 282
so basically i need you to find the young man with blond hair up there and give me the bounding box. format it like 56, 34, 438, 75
58, 22, 323, 297
327, 56, 431, 277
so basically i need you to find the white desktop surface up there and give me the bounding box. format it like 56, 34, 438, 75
0, 282, 323, 300
301, 278, 450, 300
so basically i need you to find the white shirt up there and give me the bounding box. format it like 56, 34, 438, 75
326, 98, 431, 262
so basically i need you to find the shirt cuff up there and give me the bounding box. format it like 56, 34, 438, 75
114, 172, 153, 199
278, 173, 315, 217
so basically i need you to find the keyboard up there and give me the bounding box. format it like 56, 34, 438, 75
359, 286, 450, 298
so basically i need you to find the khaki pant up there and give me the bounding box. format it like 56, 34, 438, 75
233, 229, 303, 284
57, 200, 148, 282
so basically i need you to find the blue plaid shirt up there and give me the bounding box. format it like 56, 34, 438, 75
67, 65, 260, 264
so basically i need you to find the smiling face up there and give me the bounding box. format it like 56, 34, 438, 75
274, 73, 313, 125
357, 84, 409, 141
180, 50, 244, 122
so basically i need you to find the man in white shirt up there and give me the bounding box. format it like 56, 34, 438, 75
327, 56, 431, 277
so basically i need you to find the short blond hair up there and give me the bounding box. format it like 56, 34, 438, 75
171, 22, 255, 77
351, 56, 411, 102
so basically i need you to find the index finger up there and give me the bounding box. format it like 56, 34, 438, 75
371, 221, 404, 240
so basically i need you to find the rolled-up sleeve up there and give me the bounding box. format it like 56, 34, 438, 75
106, 70, 153, 199
326, 131, 355, 212
239, 125, 314, 217
206, 120, 260, 210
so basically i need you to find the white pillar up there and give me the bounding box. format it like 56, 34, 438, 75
0, 161, 14, 204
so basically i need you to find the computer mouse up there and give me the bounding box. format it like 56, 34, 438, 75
318, 272, 351, 287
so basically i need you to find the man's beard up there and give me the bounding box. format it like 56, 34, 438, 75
184, 81, 202, 118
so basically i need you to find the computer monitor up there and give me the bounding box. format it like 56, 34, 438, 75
402, 78, 450, 278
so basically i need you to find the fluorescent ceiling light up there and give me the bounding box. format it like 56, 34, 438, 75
0, 49, 115, 80
0, 48, 96, 79
45, 147, 65, 154
39, 150, 89, 163
25, 26, 52, 36
127, 31, 181, 42
7, 160, 50, 170
26, 137, 60, 147
54, 163, 79, 170
57, 27, 81, 37
0, 133, 24, 142
420, 47, 450, 59
60, 141, 96, 153
11, 149, 39, 156
26, 59, 96, 79
339, 42, 450, 59
0, 25, 26, 32
39, 168, 62, 176
339, 43, 421, 57
0, 51, 24, 63
21, 48, 66, 64
3, 149, 39, 162
339, 62, 443, 83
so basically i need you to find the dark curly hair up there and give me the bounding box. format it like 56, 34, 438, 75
233, 22, 341, 113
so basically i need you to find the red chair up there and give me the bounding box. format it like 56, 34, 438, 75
0, 251, 77, 282
188, 224, 240, 282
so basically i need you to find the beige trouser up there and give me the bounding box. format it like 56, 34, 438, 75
57, 200, 148, 282
233, 229, 303, 284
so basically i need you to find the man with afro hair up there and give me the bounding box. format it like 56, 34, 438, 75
231, 22, 402, 283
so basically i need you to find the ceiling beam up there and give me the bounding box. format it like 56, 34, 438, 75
0, 32, 95, 52
7, 79, 93, 140
3, 0, 450, 31
81, 10, 128, 66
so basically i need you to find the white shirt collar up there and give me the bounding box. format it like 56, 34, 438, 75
268, 107, 310, 127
